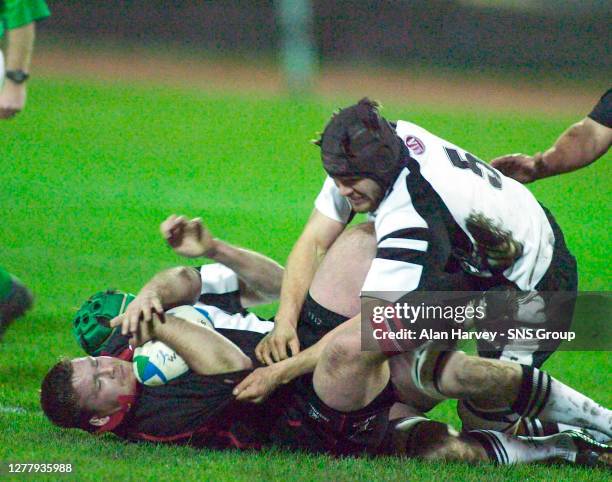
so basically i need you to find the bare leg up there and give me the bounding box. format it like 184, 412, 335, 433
315, 321, 612, 437
391, 417, 488, 462
313, 321, 389, 412
312, 323, 610, 465
436, 352, 612, 438
391, 417, 609, 465
437, 351, 522, 407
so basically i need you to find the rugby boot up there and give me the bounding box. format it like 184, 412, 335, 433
556, 429, 612, 467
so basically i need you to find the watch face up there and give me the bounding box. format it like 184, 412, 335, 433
6, 70, 29, 84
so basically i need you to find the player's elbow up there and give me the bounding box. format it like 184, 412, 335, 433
218, 348, 254, 373
255, 263, 284, 302
294, 229, 327, 257
268, 264, 285, 298
173, 266, 202, 303
225, 352, 253, 372
296, 212, 345, 261
563, 119, 611, 165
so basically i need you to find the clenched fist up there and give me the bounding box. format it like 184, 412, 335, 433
160, 214, 216, 258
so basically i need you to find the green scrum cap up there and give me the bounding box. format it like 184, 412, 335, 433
72, 290, 135, 356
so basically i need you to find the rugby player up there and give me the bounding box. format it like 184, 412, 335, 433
118, 216, 612, 447
41, 218, 610, 464
42, 301, 611, 465
259, 98, 582, 435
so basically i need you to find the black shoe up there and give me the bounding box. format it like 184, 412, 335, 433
561, 429, 612, 467
0, 276, 33, 340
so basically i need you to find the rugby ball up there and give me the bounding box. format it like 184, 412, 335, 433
132, 305, 214, 386
133, 340, 189, 386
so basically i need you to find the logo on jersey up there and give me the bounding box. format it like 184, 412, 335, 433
308, 403, 330, 422
351, 414, 377, 435
194, 306, 214, 325
405, 136, 426, 155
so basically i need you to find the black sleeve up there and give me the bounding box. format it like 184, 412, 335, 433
587, 88, 612, 128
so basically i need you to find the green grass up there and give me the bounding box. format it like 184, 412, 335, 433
0, 76, 610, 480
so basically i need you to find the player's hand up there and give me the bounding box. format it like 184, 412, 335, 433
109, 289, 164, 336
490, 153, 546, 184
160, 214, 216, 258
255, 322, 300, 365
127, 315, 159, 347
233, 365, 283, 403
0, 83, 26, 119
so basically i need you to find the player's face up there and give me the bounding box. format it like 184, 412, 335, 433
71, 356, 137, 417
333, 176, 384, 212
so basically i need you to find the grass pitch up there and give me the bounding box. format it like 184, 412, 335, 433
0, 76, 610, 480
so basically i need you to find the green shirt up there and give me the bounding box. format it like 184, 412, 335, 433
0, 0, 50, 38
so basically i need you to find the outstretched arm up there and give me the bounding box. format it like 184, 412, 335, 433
491, 117, 612, 183
254, 209, 345, 364
161, 214, 284, 307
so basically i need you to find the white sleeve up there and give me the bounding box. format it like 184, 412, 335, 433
166, 305, 214, 328
314, 176, 352, 224
199, 264, 239, 295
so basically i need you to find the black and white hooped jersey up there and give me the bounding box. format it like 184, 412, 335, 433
194, 264, 274, 359
315, 120, 555, 297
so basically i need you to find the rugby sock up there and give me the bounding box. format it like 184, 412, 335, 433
469, 430, 578, 465
458, 400, 520, 433
517, 418, 552, 436
0, 266, 13, 301
511, 365, 612, 438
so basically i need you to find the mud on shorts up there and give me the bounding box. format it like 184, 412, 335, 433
475, 205, 578, 368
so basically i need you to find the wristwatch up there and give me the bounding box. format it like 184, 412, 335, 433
5, 70, 30, 84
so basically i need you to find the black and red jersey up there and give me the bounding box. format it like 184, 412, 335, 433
114, 370, 292, 450
102, 265, 394, 454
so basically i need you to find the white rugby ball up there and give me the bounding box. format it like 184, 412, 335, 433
132, 305, 213, 386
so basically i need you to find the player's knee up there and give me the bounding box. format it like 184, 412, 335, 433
321, 330, 363, 376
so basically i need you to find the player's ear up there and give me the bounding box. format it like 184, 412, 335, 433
89, 415, 110, 427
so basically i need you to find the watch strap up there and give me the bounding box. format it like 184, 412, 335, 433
5, 70, 30, 84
